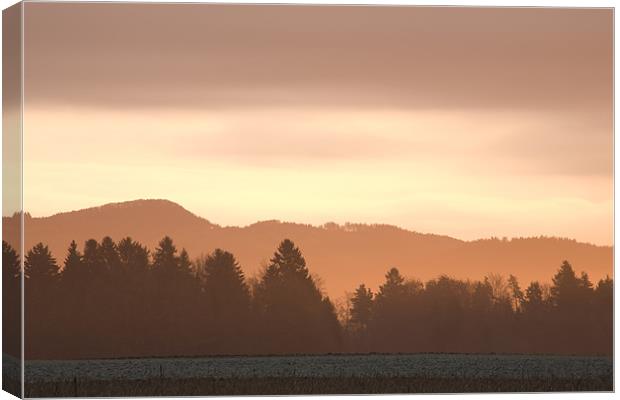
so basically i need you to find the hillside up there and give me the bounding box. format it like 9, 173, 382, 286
3, 199, 613, 298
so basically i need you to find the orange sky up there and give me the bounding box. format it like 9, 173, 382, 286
18, 4, 613, 245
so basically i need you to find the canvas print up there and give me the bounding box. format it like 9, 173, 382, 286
1, 2, 614, 398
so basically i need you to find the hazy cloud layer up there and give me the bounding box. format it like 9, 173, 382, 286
25, 108, 612, 178
25, 4, 611, 111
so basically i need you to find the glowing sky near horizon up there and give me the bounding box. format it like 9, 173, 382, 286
18, 4, 613, 245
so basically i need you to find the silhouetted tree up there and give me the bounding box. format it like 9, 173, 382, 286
369, 268, 425, 352
420, 275, 470, 353
2, 241, 20, 281
254, 239, 341, 353
486, 273, 509, 304
472, 278, 493, 313
550, 260, 580, 310
83, 239, 104, 276
2, 241, 21, 358
24, 243, 60, 358
179, 249, 192, 273
593, 276, 613, 350
523, 281, 545, 315
150, 236, 201, 354
466, 278, 497, 351
376, 268, 405, 300
507, 274, 524, 312
24, 243, 59, 285
577, 271, 594, 307
199, 248, 252, 351
202, 249, 250, 318
347, 284, 374, 350
61, 241, 85, 285
349, 284, 373, 331
117, 235, 153, 348
594, 276, 613, 306
117, 237, 150, 272
55, 240, 92, 356
153, 236, 179, 275
100, 236, 121, 274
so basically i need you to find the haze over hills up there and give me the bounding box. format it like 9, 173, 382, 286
3, 199, 613, 298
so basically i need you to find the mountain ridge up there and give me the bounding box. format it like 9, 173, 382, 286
19, 199, 609, 246
3, 199, 613, 298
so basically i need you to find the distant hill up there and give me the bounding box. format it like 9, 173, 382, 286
3, 199, 613, 298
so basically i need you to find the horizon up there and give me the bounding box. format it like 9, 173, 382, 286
11, 198, 613, 247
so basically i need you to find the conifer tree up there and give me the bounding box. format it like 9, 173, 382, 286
254, 239, 340, 353
83, 239, 104, 276
349, 284, 373, 331
203, 248, 250, 316
99, 236, 121, 274
61, 240, 85, 285
25, 243, 59, 284
118, 237, 150, 272
2, 241, 20, 281
153, 236, 179, 274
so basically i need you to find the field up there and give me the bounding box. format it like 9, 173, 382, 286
21, 374, 613, 397
5, 353, 612, 397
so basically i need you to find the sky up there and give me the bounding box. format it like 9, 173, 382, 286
20, 4, 613, 245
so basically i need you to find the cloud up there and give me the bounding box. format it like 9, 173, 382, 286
23, 4, 612, 111
490, 110, 612, 177
25, 107, 612, 181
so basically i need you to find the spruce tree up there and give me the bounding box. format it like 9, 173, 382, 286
153, 236, 179, 274
99, 236, 121, 274
61, 240, 85, 285
254, 239, 340, 353
118, 237, 150, 272
25, 243, 59, 284
2, 241, 20, 281
349, 284, 373, 331
203, 248, 250, 316
83, 239, 104, 276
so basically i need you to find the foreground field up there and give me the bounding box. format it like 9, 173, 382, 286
21, 375, 613, 397
7, 353, 612, 397
22, 353, 612, 381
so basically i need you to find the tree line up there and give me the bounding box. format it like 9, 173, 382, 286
2, 236, 612, 359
